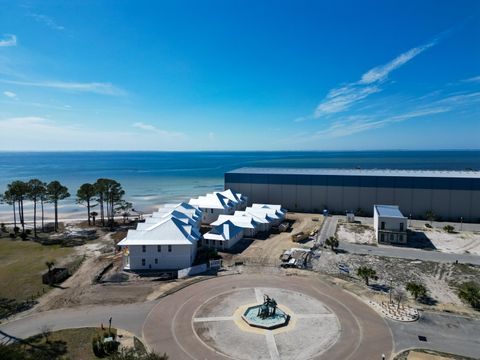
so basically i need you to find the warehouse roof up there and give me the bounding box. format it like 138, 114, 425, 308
226, 167, 480, 179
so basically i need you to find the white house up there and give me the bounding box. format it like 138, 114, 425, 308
189, 192, 236, 224
373, 205, 408, 245
210, 214, 259, 237
234, 210, 273, 232
203, 220, 244, 250
118, 216, 200, 271
250, 204, 287, 225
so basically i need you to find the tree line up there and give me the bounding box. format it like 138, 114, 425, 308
0, 178, 130, 237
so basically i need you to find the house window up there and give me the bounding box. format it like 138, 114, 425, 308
205, 239, 209, 245
381, 221, 385, 230
400, 223, 404, 231
168, 245, 172, 252
142, 245, 146, 253
390, 234, 394, 241
155, 258, 158, 264
157, 245, 161, 252
210, 209, 213, 213
141, 258, 146, 266
380, 233, 384, 242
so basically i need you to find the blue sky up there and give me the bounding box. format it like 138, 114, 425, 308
0, 0, 479, 151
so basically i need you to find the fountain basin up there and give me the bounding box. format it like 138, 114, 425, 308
241, 305, 290, 329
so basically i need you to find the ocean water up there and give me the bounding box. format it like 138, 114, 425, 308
0, 151, 479, 221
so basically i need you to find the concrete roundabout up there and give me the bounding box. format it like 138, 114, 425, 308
142, 274, 393, 360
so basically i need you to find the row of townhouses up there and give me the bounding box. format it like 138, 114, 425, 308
118, 190, 285, 271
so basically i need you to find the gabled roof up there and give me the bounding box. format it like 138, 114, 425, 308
235, 210, 272, 224
245, 207, 279, 221
211, 214, 258, 229
252, 203, 286, 215
152, 202, 201, 220
218, 189, 246, 203
189, 192, 235, 209
118, 217, 200, 246
204, 220, 244, 241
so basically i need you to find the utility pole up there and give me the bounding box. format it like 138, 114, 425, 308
460, 217, 463, 231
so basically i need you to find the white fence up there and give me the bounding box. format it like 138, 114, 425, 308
177, 263, 207, 278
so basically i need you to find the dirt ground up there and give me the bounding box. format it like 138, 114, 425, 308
312, 248, 480, 316
219, 213, 323, 266
411, 226, 480, 255
336, 220, 376, 245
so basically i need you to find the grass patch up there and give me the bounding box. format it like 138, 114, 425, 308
24, 327, 118, 360
0, 239, 75, 301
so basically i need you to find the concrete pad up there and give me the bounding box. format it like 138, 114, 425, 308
194, 320, 271, 360
194, 287, 256, 318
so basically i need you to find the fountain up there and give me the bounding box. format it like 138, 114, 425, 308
241, 295, 290, 329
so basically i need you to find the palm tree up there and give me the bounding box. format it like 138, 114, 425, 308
325, 236, 339, 253
425, 210, 436, 225
76, 183, 96, 225
357, 266, 376, 286
46, 181, 70, 232
27, 179, 46, 238
406, 282, 427, 301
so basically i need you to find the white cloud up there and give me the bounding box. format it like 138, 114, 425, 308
313, 39, 438, 118
0, 79, 125, 96
314, 107, 449, 138
463, 75, 480, 83
132, 122, 186, 138
0, 34, 17, 47
28, 13, 64, 31
0, 117, 188, 150
359, 40, 437, 84
3, 90, 17, 99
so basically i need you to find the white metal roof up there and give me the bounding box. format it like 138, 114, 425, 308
189, 192, 235, 209
374, 205, 406, 218
118, 217, 200, 246
211, 214, 258, 229
204, 221, 244, 241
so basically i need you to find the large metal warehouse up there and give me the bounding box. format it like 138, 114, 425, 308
225, 167, 480, 222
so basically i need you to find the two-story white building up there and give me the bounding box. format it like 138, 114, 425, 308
189, 192, 236, 224
118, 215, 201, 271
373, 205, 408, 245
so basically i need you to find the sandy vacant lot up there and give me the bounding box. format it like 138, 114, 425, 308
413, 227, 480, 256
336, 221, 376, 245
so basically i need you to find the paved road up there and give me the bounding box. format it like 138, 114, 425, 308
316, 216, 338, 245
0, 302, 155, 341
339, 242, 480, 265
389, 311, 480, 359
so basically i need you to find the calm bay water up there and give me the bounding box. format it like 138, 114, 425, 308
0, 151, 479, 220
